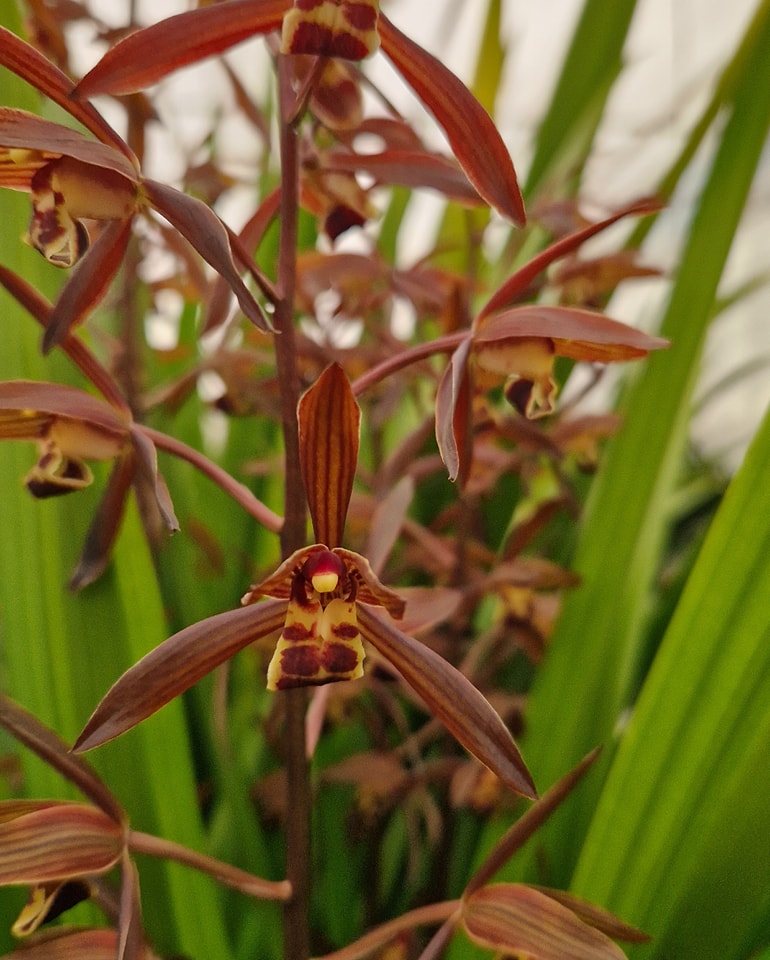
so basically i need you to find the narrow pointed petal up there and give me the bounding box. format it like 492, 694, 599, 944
74, 0, 290, 99
0, 696, 125, 824
473, 305, 669, 361
204, 186, 281, 333
142, 178, 271, 332
358, 605, 537, 799
435, 336, 473, 483
130, 427, 179, 532
0, 29, 137, 164
74, 600, 288, 752
461, 884, 626, 960
528, 888, 650, 945
43, 219, 132, 354
379, 14, 525, 226
0, 802, 123, 884
478, 197, 663, 320
0, 109, 138, 183
298, 363, 360, 547
465, 749, 601, 897
0, 264, 131, 415
69, 454, 134, 591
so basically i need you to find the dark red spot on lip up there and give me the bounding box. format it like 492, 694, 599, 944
342, 3, 377, 31
322, 642, 359, 673
282, 621, 314, 642
332, 621, 359, 640
281, 645, 321, 677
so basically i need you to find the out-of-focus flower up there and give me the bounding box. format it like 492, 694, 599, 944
0, 27, 271, 350
0, 380, 177, 588
74, 365, 537, 799
70, 0, 526, 227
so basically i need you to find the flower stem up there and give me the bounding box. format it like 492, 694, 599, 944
274, 53, 312, 960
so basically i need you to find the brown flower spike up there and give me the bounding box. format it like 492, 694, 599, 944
75, 365, 536, 799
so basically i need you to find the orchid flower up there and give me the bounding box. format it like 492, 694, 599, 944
0, 28, 271, 352
68, 0, 525, 228
73, 364, 537, 799
0, 695, 288, 958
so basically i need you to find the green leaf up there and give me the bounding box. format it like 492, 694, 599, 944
479, 0, 770, 888
571, 396, 770, 959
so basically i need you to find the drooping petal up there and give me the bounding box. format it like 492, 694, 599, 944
298, 363, 360, 547
43, 218, 132, 352
358, 604, 537, 799
461, 884, 627, 960
473, 305, 669, 362
281, 0, 380, 59
0, 29, 137, 163
74, 600, 288, 752
379, 14, 525, 226
0, 802, 124, 885
142, 178, 271, 333
74, 0, 290, 99
435, 336, 473, 483
267, 595, 364, 689
130, 427, 180, 532
69, 454, 134, 591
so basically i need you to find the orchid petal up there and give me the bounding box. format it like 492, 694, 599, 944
435, 336, 473, 483
473, 305, 669, 362
379, 14, 525, 226
0, 381, 129, 444
0, 801, 123, 885
477, 196, 663, 320
142, 178, 271, 333
69, 454, 134, 592
267, 596, 364, 690
74, 600, 287, 752
298, 363, 360, 548
74, 0, 290, 99
43, 219, 132, 353
0, 927, 121, 960
461, 884, 626, 960
12, 879, 91, 937
358, 604, 537, 799
0, 109, 138, 183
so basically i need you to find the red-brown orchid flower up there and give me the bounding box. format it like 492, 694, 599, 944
0, 695, 288, 956
73, 364, 536, 799
0, 28, 270, 352
0, 379, 177, 589
70, 0, 525, 228
435, 199, 669, 483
